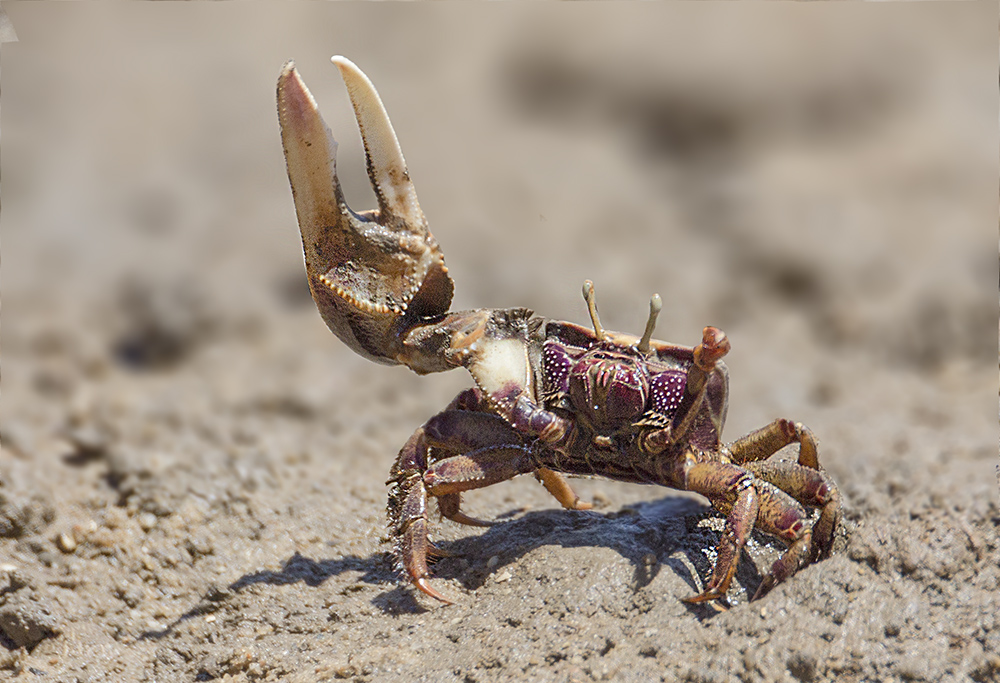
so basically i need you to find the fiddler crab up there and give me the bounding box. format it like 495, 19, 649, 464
276, 57, 841, 606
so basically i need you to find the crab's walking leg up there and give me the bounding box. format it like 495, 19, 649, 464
388, 406, 536, 603
745, 460, 840, 563
726, 419, 840, 561
726, 418, 820, 470
681, 461, 759, 603
744, 480, 814, 601
534, 468, 592, 511
388, 427, 446, 602
453, 387, 591, 511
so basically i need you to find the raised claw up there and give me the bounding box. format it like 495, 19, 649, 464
277, 57, 453, 365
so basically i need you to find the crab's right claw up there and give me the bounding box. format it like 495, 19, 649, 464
277, 58, 454, 365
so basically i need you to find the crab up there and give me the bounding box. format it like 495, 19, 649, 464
276, 57, 841, 605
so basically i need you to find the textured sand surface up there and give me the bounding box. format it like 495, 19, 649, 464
2, 4, 997, 682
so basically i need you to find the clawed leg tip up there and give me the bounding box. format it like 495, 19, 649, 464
427, 544, 458, 559
682, 592, 731, 611
750, 580, 775, 602
414, 577, 453, 605
682, 589, 724, 605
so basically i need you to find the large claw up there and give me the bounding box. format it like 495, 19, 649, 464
277, 57, 454, 365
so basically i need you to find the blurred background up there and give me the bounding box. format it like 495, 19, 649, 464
4, 2, 995, 438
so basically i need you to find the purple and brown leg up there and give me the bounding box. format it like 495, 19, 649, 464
745, 460, 840, 563
387, 407, 536, 603
744, 480, 814, 601
478, 386, 591, 511
388, 426, 444, 601
727, 419, 838, 561
445, 387, 590, 511
423, 403, 526, 527
726, 418, 820, 471
681, 461, 759, 603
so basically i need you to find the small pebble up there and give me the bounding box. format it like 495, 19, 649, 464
486, 555, 499, 569
591, 491, 611, 508
56, 532, 77, 553
138, 513, 157, 531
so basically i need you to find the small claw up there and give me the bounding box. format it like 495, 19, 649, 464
414, 576, 453, 605
693, 327, 730, 372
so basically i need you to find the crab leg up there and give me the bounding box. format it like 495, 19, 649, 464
445, 388, 591, 511
388, 427, 445, 602
745, 460, 840, 563
388, 405, 538, 602
726, 418, 820, 470
681, 461, 759, 603
745, 480, 813, 601
725, 418, 839, 561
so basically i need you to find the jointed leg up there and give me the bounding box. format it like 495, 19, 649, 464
437, 493, 492, 528
726, 418, 820, 470
744, 460, 840, 563
455, 387, 591, 511
535, 467, 592, 511
388, 426, 447, 602
388, 406, 529, 603
389, 398, 562, 603
682, 461, 759, 603
747, 480, 813, 601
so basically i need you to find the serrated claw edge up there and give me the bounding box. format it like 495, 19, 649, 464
277, 58, 453, 364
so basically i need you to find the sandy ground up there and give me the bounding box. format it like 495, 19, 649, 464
2, 3, 998, 682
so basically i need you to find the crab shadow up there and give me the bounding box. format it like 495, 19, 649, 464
139, 495, 781, 637
421, 496, 779, 617
138, 553, 402, 640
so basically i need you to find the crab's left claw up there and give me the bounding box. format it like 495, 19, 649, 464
277, 57, 454, 365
